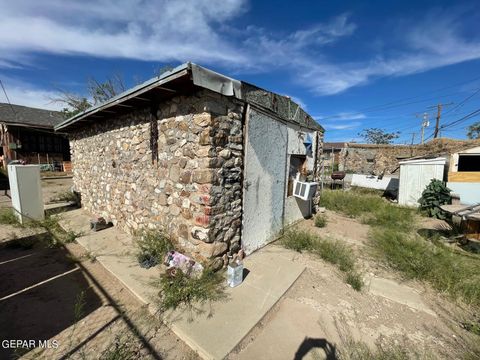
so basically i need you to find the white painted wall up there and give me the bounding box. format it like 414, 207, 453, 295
447, 182, 480, 205
351, 174, 399, 191
398, 158, 446, 207
449, 146, 480, 172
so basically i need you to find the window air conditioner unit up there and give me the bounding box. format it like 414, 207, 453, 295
293, 179, 318, 201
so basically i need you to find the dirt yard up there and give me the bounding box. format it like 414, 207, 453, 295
229, 211, 479, 359
0, 237, 197, 360
0, 177, 73, 209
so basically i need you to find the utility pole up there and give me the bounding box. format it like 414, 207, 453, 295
415, 112, 430, 144
409, 132, 416, 145
427, 103, 453, 139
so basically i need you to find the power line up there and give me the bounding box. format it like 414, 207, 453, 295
0, 79, 17, 118
443, 87, 480, 116
441, 108, 480, 130
319, 75, 480, 120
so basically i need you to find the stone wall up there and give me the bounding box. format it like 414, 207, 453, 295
69, 89, 244, 263
339, 138, 480, 175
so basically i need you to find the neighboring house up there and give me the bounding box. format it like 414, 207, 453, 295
55, 63, 324, 263
331, 139, 480, 176
447, 146, 480, 205
0, 103, 70, 168
322, 142, 346, 171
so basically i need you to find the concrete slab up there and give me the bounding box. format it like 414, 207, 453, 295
233, 298, 338, 360
59, 209, 305, 359
364, 275, 436, 317
58, 210, 160, 303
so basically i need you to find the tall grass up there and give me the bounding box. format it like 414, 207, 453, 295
340, 339, 418, 360
281, 230, 363, 290
371, 228, 480, 306
320, 189, 480, 307
320, 190, 415, 231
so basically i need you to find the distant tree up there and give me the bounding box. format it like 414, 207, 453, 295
52, 75, 126, 119
53, 65, 175, 119
467, 121, 480, 139
87, 75, 125, 105
358, 128, 400, 144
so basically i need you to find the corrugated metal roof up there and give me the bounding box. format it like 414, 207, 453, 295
55, 62, 324, 132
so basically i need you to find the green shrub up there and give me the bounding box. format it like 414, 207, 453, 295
157, 268, 226, 311
418, 179, 452, 219
136, 230, 173, 268
314, 214, 327, 228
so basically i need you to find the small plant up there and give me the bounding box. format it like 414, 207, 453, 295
136, 230, 173, 268
345, 271, 364, 291
100, 334, 140, 360
281, 230, 315, 252
157, 267, 226, 311
313, 239, 354, 272
314, 214, 327, 228
0, 208, 20, 226
418, 179, 452, 219
462, 320, 480, 336
64, 230, 81, 243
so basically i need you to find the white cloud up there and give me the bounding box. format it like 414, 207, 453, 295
315, 112, 366, 121
322, 121, 361, 130
1, 2, 480, 102
0, 76, 63, 110
296, 9, 480, 95
0, 0, 248, 65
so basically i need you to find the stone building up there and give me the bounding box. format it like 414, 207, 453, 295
330, 138, 480, 176
55, 63, 324, 264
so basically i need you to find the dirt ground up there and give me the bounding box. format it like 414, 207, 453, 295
229, 211, 479, 359
1, 178, 478, 359
0, 177, 73, 209
0, 237, 197, 360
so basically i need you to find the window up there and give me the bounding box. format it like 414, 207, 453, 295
458, 155, 480, 172
287, 155, 307, 196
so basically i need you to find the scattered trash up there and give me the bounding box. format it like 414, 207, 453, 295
227, 259, 244, 287
90, 216, 112, 232
164, 250, 203, 278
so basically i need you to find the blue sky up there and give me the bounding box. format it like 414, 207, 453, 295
1, 0, 480, 143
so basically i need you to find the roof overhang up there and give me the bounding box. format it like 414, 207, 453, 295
54, 62, 323, 133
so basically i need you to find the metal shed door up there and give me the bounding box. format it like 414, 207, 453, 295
242, 107, 287, 254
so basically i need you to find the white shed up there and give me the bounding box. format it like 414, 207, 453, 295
398, 157, 447, 207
